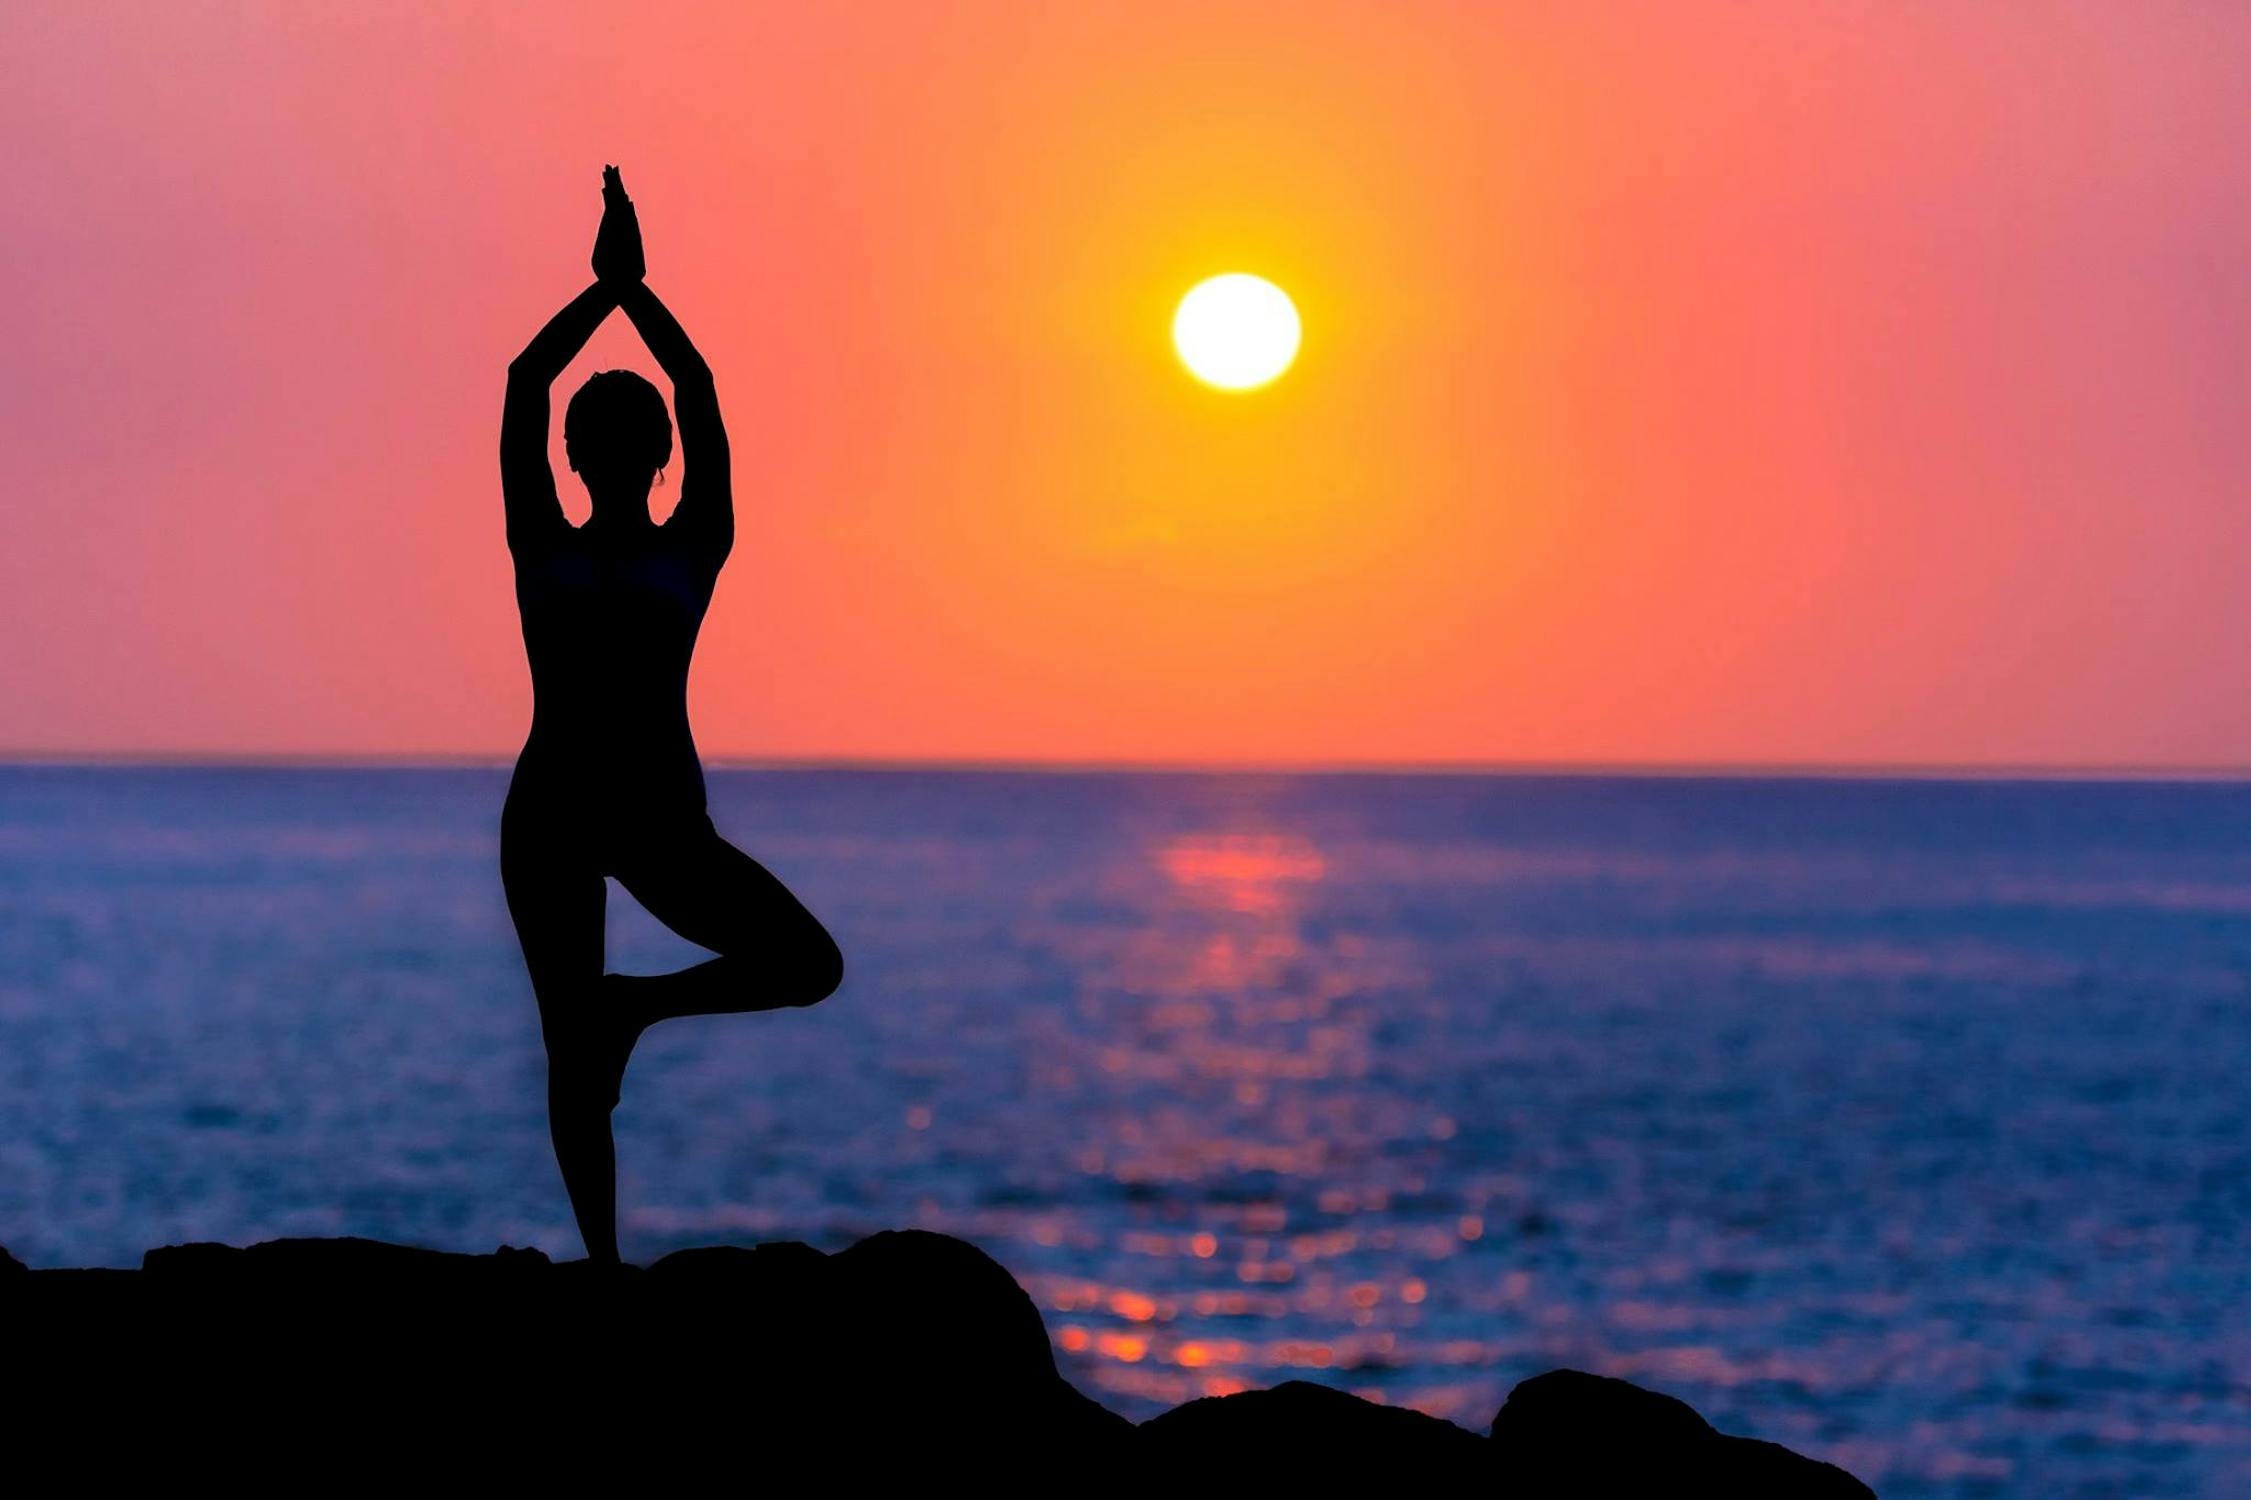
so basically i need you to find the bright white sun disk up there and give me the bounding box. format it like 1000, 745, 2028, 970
1172, 274, 1300, 389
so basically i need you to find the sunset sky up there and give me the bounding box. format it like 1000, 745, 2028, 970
5, 1, 2247, 769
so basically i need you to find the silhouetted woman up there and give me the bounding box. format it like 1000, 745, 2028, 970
500, 168, 842, 1263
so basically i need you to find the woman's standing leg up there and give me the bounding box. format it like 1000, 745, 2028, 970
610, 817, 843, 1027
500, 824, 623, 1263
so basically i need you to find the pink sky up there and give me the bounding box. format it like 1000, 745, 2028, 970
4, 2, 2247, 768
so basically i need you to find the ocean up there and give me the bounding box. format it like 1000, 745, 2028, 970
0, 765, 2244, 1495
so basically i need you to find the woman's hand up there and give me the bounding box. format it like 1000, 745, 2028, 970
592, 165, 645, 285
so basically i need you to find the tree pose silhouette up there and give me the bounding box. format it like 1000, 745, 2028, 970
499, 167, 842, 1263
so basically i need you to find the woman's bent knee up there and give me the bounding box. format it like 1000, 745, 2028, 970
789, 933, 844, 1008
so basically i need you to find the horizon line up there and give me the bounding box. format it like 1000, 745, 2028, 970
4, 749, 2251, 784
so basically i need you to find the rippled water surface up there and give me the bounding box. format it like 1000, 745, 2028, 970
1, 766, 2246, 1495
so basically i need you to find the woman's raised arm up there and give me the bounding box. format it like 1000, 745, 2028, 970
501, 281, 617, 552
618, 280, 731, 558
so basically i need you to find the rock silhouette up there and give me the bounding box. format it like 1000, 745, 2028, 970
1492, 1369, 1875, 1496
1142, 1378, 1487, 1479
3, 1231, 1872, 1493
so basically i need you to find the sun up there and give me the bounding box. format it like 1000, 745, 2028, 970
1172, 274, 1301, 390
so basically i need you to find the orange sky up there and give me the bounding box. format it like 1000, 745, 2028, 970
5, 2, 2247, 768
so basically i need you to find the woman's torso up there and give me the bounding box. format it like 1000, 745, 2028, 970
508, 515, 722, 831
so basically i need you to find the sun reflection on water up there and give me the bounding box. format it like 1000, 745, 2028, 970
990, 813, 1521, 1418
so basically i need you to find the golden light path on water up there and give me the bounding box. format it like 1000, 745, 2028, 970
1006, 820, 1504, 1419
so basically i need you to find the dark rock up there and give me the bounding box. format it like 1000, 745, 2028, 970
0, 1233, 1876, 1492
1490, 1369, 1876, 1497
1497, 1368, 1715, 1449
5, 1229, 1134, 1482
1, 1243, 23, 1276
1142, 1379, 1485, 1480
826, 1229, 1134, 1453
647, 1237, 825, 1286
831, 1228, 1058, 1380
144, 1234, 549, 1280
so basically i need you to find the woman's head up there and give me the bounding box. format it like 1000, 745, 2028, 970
564, 370, 673, 495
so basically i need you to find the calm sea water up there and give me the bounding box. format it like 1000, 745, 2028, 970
0, 766, 2245, 1494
